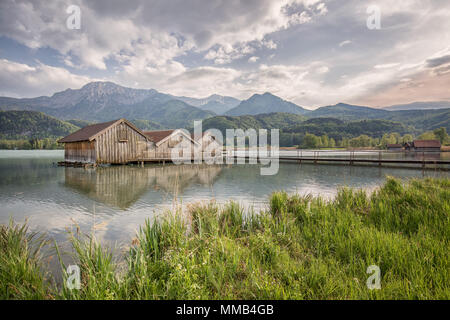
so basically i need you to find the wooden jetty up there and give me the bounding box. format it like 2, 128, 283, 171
228, 150, 450, 169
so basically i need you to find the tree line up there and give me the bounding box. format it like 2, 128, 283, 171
280, 127, 448, 149
0, 138, 63, 150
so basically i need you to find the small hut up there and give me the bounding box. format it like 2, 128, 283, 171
58, 119, 153, 164
411, 140, 441, 152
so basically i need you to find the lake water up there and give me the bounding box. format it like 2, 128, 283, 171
0, 150, 448, 248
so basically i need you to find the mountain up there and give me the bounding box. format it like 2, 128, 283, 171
200, 112, 414, 147
384, 101, 450, 111
387, 108, 450, 131
65, 119, 94, 128
201, 112, 307, 133
284, 118, 414, 138
306, 103, 390, 120
0, 81, 163, 112
175, 94, 240, 115
1, 82, 449, 132
128, 119, 164, 131
225, 92, 307, 116
0, 81, 172, 117
0, 81, 215, 128
305, 103, 450, 131
108, 99, 215, 128
0, 110, 79, 139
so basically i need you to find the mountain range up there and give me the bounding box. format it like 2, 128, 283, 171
384, 101, 450, 111
175, 94, 240, 114
0, 82, 218, 128
304, 103, 450, 131
0, 81, 449, 134
201, 113, 414, 142
224, 92, 307, 116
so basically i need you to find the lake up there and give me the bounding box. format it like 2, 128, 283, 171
0, 150, 448, 248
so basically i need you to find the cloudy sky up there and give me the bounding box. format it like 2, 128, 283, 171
0, 0, 449, 108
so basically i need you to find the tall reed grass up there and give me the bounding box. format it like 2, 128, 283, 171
1, 177, 449, 299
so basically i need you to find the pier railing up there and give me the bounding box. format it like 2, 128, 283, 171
225, 149, 450, 169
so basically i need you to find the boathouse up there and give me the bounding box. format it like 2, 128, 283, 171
411, 140, 441, 152
58, 119, 154, 164
143, 129, 200, 160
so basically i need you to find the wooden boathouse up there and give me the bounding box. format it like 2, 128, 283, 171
143, 129, 200, 161
410, 140, 441, 152
58, 118, 154, 165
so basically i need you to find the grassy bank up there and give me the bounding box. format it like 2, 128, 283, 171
1, 177, 449, 299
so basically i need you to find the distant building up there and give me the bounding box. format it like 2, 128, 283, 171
386, 144, 403, 151
58, 119, 153, 164
411, 140, 441, 152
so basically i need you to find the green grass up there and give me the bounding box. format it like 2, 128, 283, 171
0, 220, 53, 299
1, 177, 449, 299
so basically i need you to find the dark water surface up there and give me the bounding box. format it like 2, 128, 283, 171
0, 150, 448, 247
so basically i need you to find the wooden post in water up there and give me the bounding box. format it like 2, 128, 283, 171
422, 152, 425, 169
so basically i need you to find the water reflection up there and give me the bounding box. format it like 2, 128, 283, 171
63, 164, 224, 209
0, 150, 448, 247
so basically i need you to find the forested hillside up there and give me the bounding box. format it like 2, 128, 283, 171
200, 112, 421, 148
0, 110, 79, 139
0, 111, 80, 149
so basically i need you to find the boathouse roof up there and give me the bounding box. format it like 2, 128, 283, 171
58, 119, 148, 143
412, 140, 441, 148
144, 129, 200, 147
143, 130, 175, 143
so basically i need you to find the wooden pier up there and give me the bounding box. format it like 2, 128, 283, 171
228, 150, 450, 169
57, 148, 450, 170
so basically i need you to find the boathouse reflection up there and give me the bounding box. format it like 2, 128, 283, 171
63, 164, 223, 209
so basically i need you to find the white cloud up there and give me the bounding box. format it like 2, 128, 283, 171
0, 59, 93, 97
288, 11, 312, 25
0, 0, 328, 71
161, 66, 241, 98
248, 56, 260, 63
315, 66, 329, 74
204, 39, 279, 65
374, 63, 400, 69
262, 40, 277, 50
316, 3, 328, 15
205, 43, 256, 65
339, 40, 352, 47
